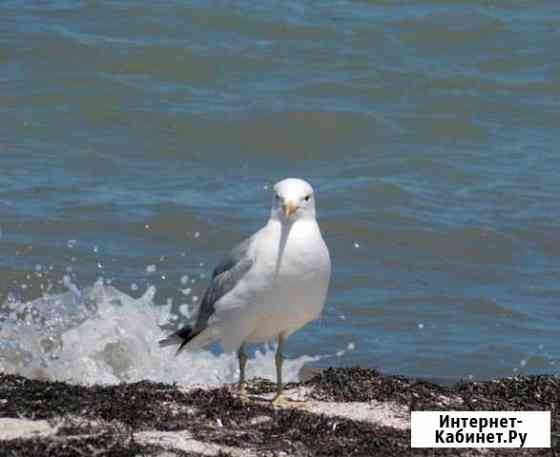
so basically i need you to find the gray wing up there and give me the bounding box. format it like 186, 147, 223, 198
193, 235, 254, 332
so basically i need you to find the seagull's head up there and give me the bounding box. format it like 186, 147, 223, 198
271, 178, 316, 223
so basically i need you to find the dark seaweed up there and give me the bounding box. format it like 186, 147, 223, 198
1, 368, 558, 457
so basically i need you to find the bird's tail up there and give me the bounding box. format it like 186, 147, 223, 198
158, 325, 201, 355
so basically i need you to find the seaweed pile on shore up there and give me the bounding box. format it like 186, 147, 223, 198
0, 368, 558, 456
309, 367, 560, 412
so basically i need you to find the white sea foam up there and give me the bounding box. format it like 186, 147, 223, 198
0, 280, 332, 386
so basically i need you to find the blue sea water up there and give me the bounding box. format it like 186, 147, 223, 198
1, 0, 560, 384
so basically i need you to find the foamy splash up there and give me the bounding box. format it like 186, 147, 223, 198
0, 279, 331, 385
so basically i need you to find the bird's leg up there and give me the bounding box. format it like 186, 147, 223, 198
271, 333, 286, 406
271, 334, 309, 408
237, 343, 248, 400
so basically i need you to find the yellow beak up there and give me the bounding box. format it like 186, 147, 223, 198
282, 201, 297, 218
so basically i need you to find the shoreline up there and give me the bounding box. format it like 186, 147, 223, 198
0, 367, 557, 456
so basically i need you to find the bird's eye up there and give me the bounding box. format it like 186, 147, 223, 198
275, 194, 281, 200
304, 195, 311, 202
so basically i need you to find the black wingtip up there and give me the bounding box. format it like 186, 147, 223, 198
159, 325, 199, 354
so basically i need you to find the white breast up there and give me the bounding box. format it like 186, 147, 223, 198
245, 219, 331, 341
210, 218, 331, 349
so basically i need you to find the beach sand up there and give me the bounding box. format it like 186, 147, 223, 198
0, 367, 557, 456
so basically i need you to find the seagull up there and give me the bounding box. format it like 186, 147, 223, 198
159, 178, 331, 406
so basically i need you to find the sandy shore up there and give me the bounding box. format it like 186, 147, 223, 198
0, 367, 557, 456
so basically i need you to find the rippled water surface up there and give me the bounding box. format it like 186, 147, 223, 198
1, 0, 560, 384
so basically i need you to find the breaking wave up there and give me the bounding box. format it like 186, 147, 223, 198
0, 279, 337, 386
